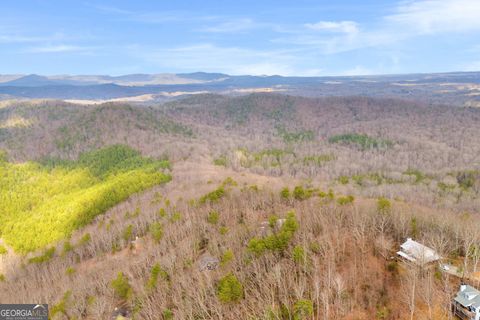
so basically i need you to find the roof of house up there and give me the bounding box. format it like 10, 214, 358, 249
455, 285, 480, 310
198, 254, 219, 271
396, 238, 440, 264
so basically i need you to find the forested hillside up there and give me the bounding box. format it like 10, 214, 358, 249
3, 94, 478, 211
0, 94, 479, 319
0, 145, 170, 252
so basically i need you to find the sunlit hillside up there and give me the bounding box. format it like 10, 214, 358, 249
0, 145, 170, 252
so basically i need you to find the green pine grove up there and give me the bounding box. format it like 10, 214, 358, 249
0, 145, 171, 253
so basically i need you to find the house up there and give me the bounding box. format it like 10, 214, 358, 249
198, 254, 219, 271
396, 238, 440, 265
453, 284, 480, 320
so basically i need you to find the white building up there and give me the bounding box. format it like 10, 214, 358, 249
396, 238, 440, 265
453, 284, 480, 320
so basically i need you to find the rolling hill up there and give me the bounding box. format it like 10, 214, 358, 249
0, 72, 479, 107
0, 92, 478, 319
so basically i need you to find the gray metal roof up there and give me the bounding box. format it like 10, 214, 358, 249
397, 238, 440, 264
454, 285, 480, 309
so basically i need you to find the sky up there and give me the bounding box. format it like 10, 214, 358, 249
1, 0, 480, 76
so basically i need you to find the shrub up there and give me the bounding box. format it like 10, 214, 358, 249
377, 197, 391, 215
217, 274, 244, 303
252, 148, 292, 164
111, 272, 132, 300
327, 189, 335, 200
157, 208, 167, 218
111, 242, 120, 254
78, 233, 91, 246
222, 177, 237, 187
404, 169, 426, 183
151, 192, 162, 204
28, 247, 55, 264
50, 291, 71, 319
268, 215, 279, 228
162, 309, 174, 320
292, 245, 306, 264
387, 261, 398, 274
248, 238, 267, 256
309, 242, 322, 254
122, 225, 133, 242
149, 222, 163, 243
0, 150, 7, 163
248, 211, 298, 255
207, 211, 220, 224
170, 212, 182, 222
267, 304, 292, 319
280, 187, 290, 200
376, 306, 390, 319
410, 217, 418, 238
132, 297, 143, 314
62, 241, 74, 255
86, 296, 96, 306
338, 176, 349, 185
303, 154, 335, 166
65, 267, 76, 276
146, 263, 161, 291
337, 195, 355, 205
329, 133, 392, 150
221, 249, 234, 266
457, 170, 479, 189
213, 156, 227, 167
132, 207, 141, 217
0, 245, 7, 255
293, 186, 312, 200
0, 274, 5, 281
158, 268, 170, 282
293, 299, 314, 319
199, 187, 226, 204
277, 127, 315, 143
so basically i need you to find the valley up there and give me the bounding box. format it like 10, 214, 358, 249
0, 93, 479, 319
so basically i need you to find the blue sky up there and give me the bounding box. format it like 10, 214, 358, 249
1, 0, 480, 76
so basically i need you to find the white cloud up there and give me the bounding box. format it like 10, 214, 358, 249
304, 21, 359, 34
88, 3, 212, 24
129, 43, 303, 75
198, 18, 260, 33
87, 4, 134, 15
386, 0, 480, 34
287, 0, 480, 55
0, 35, 43, 43
271, 26, 392, 55
0, 33, 65, 44
27, 45, 94, 53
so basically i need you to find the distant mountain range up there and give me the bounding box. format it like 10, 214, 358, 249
0, 72, 230, 87
0, 71, 479, 105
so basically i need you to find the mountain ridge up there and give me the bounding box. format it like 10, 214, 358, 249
0, 71, 479, 107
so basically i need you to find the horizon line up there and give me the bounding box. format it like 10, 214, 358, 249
1, 70, 479, 79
